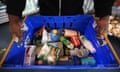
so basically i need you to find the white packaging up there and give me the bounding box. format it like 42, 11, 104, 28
24, 45, 36, 65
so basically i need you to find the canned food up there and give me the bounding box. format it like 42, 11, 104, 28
65, 48, 70, 56
77, 46, 89, 58
48, 42, 63, 48
60, 36, 74, 49
70, 36, 80, 47
56, 48, 61, 56
64, 29, 79, 37
81, 56, 96, 65
47, 43, 63, 56
66, 48, 79, 56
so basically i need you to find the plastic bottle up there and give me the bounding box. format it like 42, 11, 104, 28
79, 35, 96, 53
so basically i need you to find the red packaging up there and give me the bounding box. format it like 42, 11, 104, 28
70, 36, 80, 47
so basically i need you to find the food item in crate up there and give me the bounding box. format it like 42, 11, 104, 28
37, 43, 51, 59
35, 44, 43, 56
77, 46, 89, 58
59, 56, 69, 61
48, 42, 64, 56
33, 26, 45, 45
41, 27, 48, 43
68, 56, 81, 65
46, 47, 61, 64
47, 48, 56, 64
65, 47, 89, 57
60, 36, 74, 49
65, 48, 77, 56
81, 56, 96, 65
49, 32, 60, 42
64, 29, 79, 37
36, 43, 62, 65
24, 45, 36, 65
52, 29, 79, 37
70, 48, 80, 56
65, 48, 80, 56
33, 36, 42, 46
70, 36, 80, 47
65, 48, 70, 56
37, 60, 43, 65
48, 42, 63, 48
79, 35, 96, 53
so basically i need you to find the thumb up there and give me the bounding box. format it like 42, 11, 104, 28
18, 30, 24, 41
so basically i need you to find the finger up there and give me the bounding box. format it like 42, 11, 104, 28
18, 30, 24, 40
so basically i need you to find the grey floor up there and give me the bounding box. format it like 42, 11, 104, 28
0, 23, 120, 72
0, 23, 11, 62
0, 23, 11, 48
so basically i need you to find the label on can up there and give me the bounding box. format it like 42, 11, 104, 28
70, 36, 80, 47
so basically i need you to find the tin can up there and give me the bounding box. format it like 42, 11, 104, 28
65, 48, 70, 56
60, 36, 74, 49
64, 29, 79, 37
81, 56, 96, 65
65, 48, 78, 56
77, 46, 89, 58
70, 36, 80, 47
56, 48, 61, 56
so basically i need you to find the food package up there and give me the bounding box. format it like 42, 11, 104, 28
24, 45, 36, 65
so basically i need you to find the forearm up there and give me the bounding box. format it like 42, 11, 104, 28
8, 14, 20, 26
94, 0, 115, 18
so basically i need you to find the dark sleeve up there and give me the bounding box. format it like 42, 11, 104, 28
94, 0, 115, 17
6, 0, 26, 17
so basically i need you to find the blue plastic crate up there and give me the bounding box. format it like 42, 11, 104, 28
3, 15, 118, 69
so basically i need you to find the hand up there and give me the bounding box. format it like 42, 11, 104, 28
95, 16, 109, 38
8, 14, 24, 40
10, 23, 24, 40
